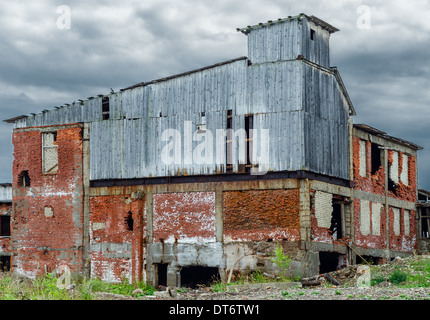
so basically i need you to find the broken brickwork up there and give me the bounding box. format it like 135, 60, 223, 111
89, 194, 145, 283
11, 124, 85, 277
352, 126, 418, 256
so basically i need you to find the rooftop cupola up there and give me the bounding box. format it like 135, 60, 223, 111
238, 14, 339, 68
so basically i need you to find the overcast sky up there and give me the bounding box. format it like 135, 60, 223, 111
1, 0, 429, 190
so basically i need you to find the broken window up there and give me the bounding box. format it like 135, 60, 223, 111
18, 170, 31, 187
0, 215, 10, 237
245, 114, 254, 173
226, 110, 233, 173
0, 256, 10, 272
125, 211, 134, 231
102, 97, 110, 120
42, 132, 58, 174
420, 207, 430, 239
370, 143, 382, 175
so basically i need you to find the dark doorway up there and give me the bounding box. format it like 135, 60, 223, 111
180, 266, 220, 288
156, 263, 168, 287
330, 203, 343, 240
0, 256, 10, 272
319, 252, 341, 274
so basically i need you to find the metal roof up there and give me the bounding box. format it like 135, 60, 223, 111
354, 123, 423, 151
237, 14, 339, 35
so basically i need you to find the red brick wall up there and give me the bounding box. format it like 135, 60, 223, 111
353, 198, 416, 252
388, 207, 417, 252
353, 137, 418, 202
89, 194, 145, 282
153, 192, 216, 243
223, 189, 300, 242
353, 137, 385, 195
11, 125, 84, 277
387, 150, 417, 202
353, 199, 387, 249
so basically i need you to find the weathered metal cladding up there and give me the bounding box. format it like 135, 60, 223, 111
0, 185, 12, 202
301, 19, 331, 68
247, 18, 301, 64
302, 63, 350, 179
120, 60, 248, 119
247, 16, 331, 68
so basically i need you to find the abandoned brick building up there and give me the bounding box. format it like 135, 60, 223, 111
0, 184, 12, 272
3, 14, 425, 286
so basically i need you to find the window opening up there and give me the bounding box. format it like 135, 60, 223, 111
245, 114, 254, 173
0, 256, 10, 272
226, 110, 233, 173
42, 132, 58, 174
102, 97, 110, 120
310, 29, 316, 40
125, 211, 134, 231
420, 207, 430, 239
371, 143, 382, 175
388, 167, 397, 196
330, 202, 343, 240
18, 170, 31, 187
0, 216, 10, 237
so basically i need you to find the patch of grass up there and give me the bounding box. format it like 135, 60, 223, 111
0, 273, 154, 300
370, 274, 385, 286
389, 267, 407, 285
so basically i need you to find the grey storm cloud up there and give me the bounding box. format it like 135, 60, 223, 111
0, 0, 429, 189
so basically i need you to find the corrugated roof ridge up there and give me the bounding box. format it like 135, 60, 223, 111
237, 13, 339, 35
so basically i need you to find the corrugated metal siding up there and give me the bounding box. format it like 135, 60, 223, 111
0, 185, 12, 202
301, 20, 331, 68
247, 18, 301, 64
247, 17, 331, 68
15, 16, 351, 181
302, 63, 350, 179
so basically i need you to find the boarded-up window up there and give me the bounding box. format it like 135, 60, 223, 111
360, 200, 371, 236
404, 209, 410, 236
371, 202, 382, 236
400, 154, 409, 186
393, 207, 401, 236
42, 132, 58, 174
359, 140, 367, 177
